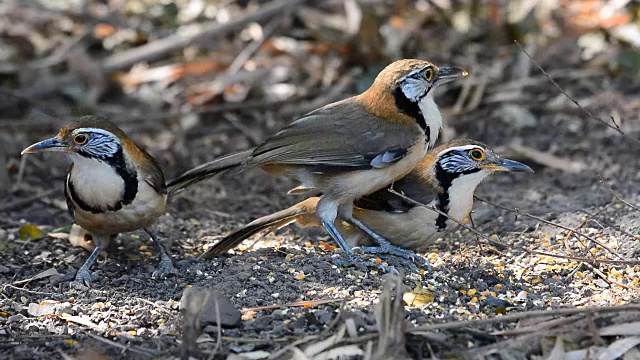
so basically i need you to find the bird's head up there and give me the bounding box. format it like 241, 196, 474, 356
21, 116, 127, 161
428, 139, 533, 188
375, 59, 468, 103
358, 59, 468, 148
363, 59, 468, 105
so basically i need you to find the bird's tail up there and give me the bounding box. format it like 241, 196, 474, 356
199, 197, 320, 259
166, 149, 253, 197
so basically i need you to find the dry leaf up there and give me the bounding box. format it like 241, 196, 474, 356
18, 223, 44, 240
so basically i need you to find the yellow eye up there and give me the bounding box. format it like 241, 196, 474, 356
73, 133, 88, 145
469, 149, 485, 161
424, 68, 433, 81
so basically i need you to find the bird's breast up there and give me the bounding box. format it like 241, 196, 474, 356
71, 178, 167, 235
68, 157, 127, 211
66, 156, 166, 235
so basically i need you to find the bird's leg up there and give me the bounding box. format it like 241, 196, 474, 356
345, 216, 426, 265
316, 199, 354, 257
73, 234, 112, 287
144, 228, 176, 278
316, 198, 375, 268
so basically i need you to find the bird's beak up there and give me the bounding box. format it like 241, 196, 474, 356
21, 137, 68, 155
481, 158, 534, 173
435, 66, 468, 85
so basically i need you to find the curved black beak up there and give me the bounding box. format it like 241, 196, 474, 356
21, 137, 68, 155
481, 158, 534, 173
435, 66, 468, 85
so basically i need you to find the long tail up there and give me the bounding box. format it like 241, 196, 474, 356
199, 197, 320, 259
166, 149, 253, 197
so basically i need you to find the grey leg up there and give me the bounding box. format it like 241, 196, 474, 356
144, 228, 176, 278
73, 244, 102, 287
346, 217, 426, 265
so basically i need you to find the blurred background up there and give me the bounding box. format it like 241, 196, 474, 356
1, 0, 639, 227
3, 2, 640, 358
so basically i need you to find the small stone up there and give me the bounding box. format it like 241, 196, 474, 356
0, 265, 10, 273
485, 297, 511, 308
180, 287, 241, 328
8, 314, 25, 323
28, 302, 56, 317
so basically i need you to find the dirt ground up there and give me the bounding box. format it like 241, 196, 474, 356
2, 3, 640, 359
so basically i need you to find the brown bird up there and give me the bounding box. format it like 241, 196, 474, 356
21, 116, 179, 286
168, 59, 468, 263
200, 140, 533, 258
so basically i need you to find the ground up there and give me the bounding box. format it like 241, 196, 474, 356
2, 3, 640, 359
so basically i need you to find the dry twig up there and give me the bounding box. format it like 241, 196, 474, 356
514, 40, 640, 146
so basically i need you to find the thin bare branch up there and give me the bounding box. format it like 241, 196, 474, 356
514, 40, 640, 146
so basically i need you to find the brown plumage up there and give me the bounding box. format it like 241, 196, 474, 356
22, 116, 174, 286
170, 59, 468, 262
200, 139, 533, 258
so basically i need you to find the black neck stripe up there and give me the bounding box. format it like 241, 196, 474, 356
434, 162, 481, 230
393, 87, 428, 139
66, 148, 138, 214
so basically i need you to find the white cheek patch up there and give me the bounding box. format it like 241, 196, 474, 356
439, 153, 476, 173
400, 77, 430, 102
72, 128, 120, 157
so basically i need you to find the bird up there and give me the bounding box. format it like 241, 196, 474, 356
199, 139, 533, 258
168, 59, 468, 263
21, 116, 179, 287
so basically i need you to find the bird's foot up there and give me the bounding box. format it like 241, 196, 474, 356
152, 257, 177, 279
357, 245, 428, 267
72, 268, 96, 288
330, 252, 393, 273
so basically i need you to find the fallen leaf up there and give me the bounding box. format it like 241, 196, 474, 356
597, 336, 640, 360
600, 321, 640, 336
319, 241, 337, 251
18, 223, 44, 240
68, 224, 94, 251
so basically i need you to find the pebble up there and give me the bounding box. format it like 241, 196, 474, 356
180, 287, 241, 327
8, 314, 25, 323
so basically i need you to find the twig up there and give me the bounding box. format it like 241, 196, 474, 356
85, 332, 156, 356
240, 297, 349, 313
388, 189, 640, 265
411, 304, 640, 332
2, 284, 65, 299
598, 175, 640, 213
387, 189, 508, 248
207, 300, 222, 360
225, 17, 284, 75
101, 0, 309, 73
514, 40, 640, 146
0, 189, 63, 213
474, 196, 625, 260
135, 297, 174, 315
526, 250, 640, 265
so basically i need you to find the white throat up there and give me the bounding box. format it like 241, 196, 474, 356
446, 170, 490, 222
418, 91, 442, 150
68, 154, 125, 207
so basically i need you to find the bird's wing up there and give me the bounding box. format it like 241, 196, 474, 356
248, 100, 423, 172
355, 171, 438, 213
137, 148, 167, 195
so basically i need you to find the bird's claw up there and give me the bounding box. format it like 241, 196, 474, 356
358, 245, 428, 267
152, 257, 177, 279
330, 251, 392, 273
72, 268, 95, 288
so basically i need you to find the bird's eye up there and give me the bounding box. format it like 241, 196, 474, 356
424, 68, 434, 81
469, 149, 485, 161
73, 134, 88, 145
